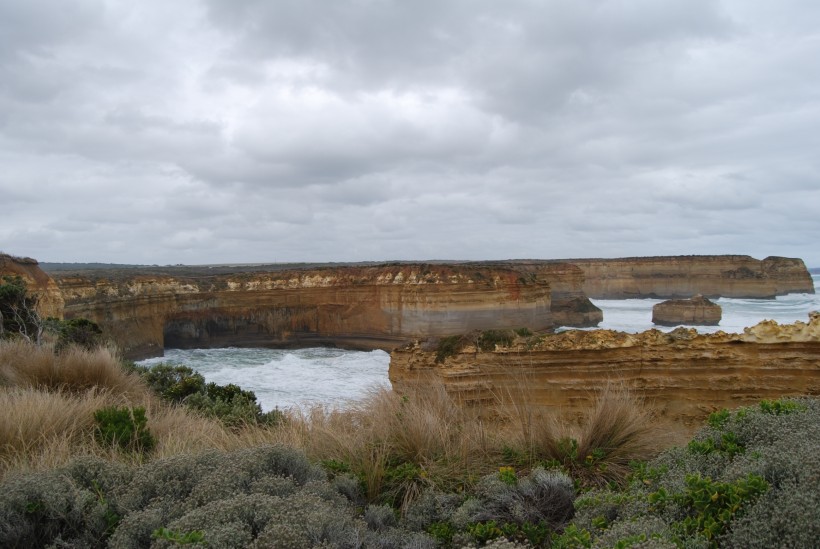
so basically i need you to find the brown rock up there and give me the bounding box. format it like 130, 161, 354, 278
52, 264, 553, 359
389, 313, 820, 438
0, 253, 65, 319
652, 295, 722, 326
558, 255, 814, 299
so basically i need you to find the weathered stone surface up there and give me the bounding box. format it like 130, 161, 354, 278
560, 255, 814, 299
389, 313, 820, 436
0, 253, 64, 319
466, 261, 602, 327
53, 264, 553, 359
652, 295, 722, 326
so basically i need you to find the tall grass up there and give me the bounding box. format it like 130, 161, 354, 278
0, 339, 146, 398
503, 382, 662, 487
278, 384, 500, 508
0, 339, 283, 479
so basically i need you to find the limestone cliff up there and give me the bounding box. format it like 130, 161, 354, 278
389, 313, 820, 434
0, 253, 64, 319
53, 264, 552, 359
561, 255, 814, 299
466, 261, 602, 327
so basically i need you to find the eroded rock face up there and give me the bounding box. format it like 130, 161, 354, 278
0, 254, 64, 319
467, 261, 602, 327
652, 295, 722, 326
53, 264, 553, 359
564, 255, 814, 299
389, 313, 820, 434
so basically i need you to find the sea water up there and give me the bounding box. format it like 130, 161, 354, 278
138, 275, 819, 411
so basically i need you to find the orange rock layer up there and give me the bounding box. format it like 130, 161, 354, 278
561, 255, 814, 299
389, 313, 820, 434
53, 264, 553, 359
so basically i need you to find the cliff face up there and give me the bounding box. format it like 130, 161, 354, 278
54, 265, 552, 359
389, 313, 820, 433
0, 254, 64, 319
468, 261, 602, 327
564, 255, 814, 299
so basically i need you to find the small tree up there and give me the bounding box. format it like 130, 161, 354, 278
0, 275, 43, 343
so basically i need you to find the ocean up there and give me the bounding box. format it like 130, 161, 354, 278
138, 274, 819, 411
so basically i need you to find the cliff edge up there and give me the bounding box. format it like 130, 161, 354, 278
390, 312, 820, 434
560, 255, 814, 299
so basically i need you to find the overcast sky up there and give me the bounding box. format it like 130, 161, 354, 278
2, 0, 819, 266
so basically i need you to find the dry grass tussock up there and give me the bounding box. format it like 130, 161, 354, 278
503, 381, 663, 487
0, 339, 284, 479
0, 339, 147, 399
279, 384, 500, 504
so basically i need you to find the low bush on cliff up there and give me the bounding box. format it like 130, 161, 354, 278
129, 362, 285, 428
559, 397, 820, 549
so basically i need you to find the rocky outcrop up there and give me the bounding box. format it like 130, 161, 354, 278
389, 313, 820, 434
467, 261, 602, 327
0, 253, 64, 319
562, 255, 814, 299
652, 295, 722, 326
53, 264, 552, 359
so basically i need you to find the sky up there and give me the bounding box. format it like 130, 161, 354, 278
1, 0, 819, 267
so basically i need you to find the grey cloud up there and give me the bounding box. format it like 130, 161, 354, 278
0, 0, 818, 266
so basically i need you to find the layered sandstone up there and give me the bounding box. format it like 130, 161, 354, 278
53, 264, 552, 359
562, 255, 814, 299
466, 261, 602, 327
389, 313, 820, 434
0, 254, 64, 319
652, 295, 722, 326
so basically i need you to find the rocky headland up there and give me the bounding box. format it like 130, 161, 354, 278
390, 313, 820, 435
45, 262, 559, 359
558, 255, 814, 299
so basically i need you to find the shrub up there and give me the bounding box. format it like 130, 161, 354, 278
462, 467, 575, 530
435, 335, 466, 363
139, 364, 205, 403
93, 406, 155, 454
0, 276, 41, 342
0, 458, 129, 548
50, 318, 104, 351
477, 329, 514, 351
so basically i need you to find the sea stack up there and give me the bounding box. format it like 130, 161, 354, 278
652, 295, 722, 326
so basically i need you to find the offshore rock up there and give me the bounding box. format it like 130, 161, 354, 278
389, 313, 820, 435
0, 253, 64, 319
652, 295, 722, 326
562, 255, 814, 299
51, 264, 552, 359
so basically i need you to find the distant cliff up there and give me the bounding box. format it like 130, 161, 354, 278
53, 264, 553, 359
560, 255, 814, 299
0, 254, 64, 319
390, 313, 820, 433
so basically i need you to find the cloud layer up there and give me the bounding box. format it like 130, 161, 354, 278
2, 0, 818, 265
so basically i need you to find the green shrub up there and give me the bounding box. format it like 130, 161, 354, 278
0, 276, 41, 342
140, 364, 205, 403
477, 329, 514, 351
93, 406, 155, 454
0, 458, 129, 548
461, 467, 575, 530
51, 317, 104, 351
435, 335, 466, 363
514, 327, 533, 337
